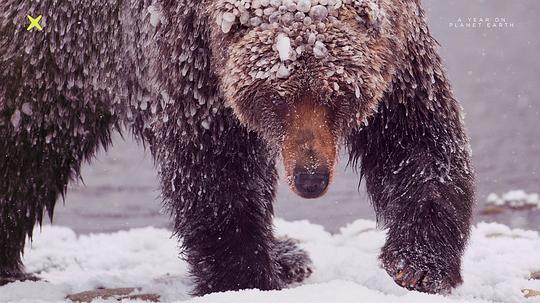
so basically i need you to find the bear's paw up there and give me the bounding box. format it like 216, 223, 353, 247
274, 237, 313, 285
380, 246, 462, 294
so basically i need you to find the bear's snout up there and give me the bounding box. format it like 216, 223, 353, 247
282, 102, 337, 199
293, 166, 330, 199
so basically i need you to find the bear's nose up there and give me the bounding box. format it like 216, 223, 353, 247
293, 167, 330, 199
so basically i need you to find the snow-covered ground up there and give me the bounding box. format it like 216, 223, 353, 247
2, 219, 540, 303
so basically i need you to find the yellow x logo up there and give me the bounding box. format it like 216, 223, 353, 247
27, 15, 43, 31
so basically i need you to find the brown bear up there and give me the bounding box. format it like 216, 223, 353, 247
0, 0, 474, 296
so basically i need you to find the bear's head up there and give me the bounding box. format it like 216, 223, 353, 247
207, 0, 414, 198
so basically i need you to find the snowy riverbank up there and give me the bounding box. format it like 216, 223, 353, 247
1, 219, 540, 303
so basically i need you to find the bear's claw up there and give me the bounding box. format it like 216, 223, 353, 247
381, 249, 462, 295
392, 268, 455, 294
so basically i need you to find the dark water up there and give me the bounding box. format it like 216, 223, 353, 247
49, 0, 540, 234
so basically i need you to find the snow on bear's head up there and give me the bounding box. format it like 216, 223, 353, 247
206, 0, 418, 198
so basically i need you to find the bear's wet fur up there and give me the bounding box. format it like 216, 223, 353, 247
1, 0, 474, 295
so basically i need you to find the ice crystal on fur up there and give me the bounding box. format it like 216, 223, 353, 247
215, 0, 384, 80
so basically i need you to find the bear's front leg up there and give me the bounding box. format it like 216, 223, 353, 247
349, 91, 474, 294
151, 108, 311, 295
377, 181, 472, 294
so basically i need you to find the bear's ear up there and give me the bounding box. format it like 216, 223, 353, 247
150, 1, 221, 138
